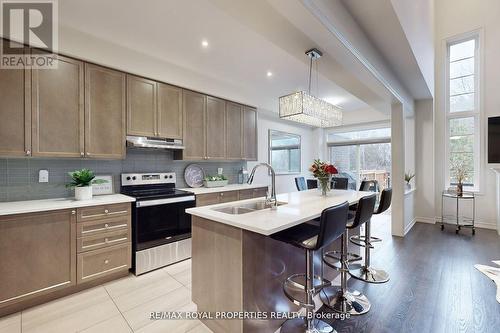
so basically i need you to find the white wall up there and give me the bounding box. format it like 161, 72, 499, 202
390, 0, 435, 94
247, 112, 315, 194
434, 0, 500, 230
415, 99, 435, 222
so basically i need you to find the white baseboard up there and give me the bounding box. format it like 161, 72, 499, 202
404, 217, 417, 235
417, 216, 497, 230
415, 217, 436, 224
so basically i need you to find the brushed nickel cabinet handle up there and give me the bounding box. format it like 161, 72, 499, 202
220, 193, 224, 196
26, 150, 31, 156
80, 152, 84, 157
104, 259, 109, 264
105, 223, 109, 228
71, 210, 76, 215
104, 209, 109, 214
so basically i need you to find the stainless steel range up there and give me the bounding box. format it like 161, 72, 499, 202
120, 173, 195, 275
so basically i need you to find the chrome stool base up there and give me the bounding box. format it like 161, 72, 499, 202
320, 287, 371, 315
284, 274, 331, 309
280, 317, 335, 333
349, 265, 389, 284
323, 251, 362, 271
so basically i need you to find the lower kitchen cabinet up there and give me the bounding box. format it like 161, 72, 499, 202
196, 187, 268, 207
0, 209, 76, 309
0, 202, 131, 316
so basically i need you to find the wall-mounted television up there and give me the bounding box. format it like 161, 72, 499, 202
488, 116, 500, 163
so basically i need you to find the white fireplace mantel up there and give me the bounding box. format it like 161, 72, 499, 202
489, 168, 500, 235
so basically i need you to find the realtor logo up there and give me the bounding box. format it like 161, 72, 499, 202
1, 0, 58, 68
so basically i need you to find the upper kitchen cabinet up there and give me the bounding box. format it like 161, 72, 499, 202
32, 54, 85, 158
85, 64, 126, 159
206, 96, 226, 160
126, 75, 157, 137
0, 42, 30, 157
181, 90, 206, 160
242, 106, 258, 160
225, 102, 243, 160
157, 83, 183, 139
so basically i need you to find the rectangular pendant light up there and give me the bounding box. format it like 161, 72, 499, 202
279, 91, 343, 128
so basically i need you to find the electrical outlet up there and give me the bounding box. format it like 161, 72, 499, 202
218, 168, 223, 175
39, 169, 49, 183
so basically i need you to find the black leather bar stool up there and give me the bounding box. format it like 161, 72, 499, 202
271, 201, 350, 333
307, 179, 318, 189
349, 188, 392, 283
320, 194, 377, 315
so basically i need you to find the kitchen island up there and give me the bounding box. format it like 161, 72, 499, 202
186, 189, 373, 333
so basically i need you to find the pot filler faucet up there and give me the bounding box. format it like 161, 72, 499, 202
247, 163, 278, 210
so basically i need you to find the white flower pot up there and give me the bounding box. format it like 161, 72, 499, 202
75, 186, 93, 201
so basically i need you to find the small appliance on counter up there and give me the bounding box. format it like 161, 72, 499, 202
120, 172, 195, 275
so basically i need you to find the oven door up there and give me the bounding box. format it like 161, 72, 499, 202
134, 195, 195, 251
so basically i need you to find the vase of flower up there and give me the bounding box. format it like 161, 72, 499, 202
309, 159, 338, 197
317, 176, 331, 196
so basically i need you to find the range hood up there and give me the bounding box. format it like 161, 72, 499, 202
126, 136, 184, 150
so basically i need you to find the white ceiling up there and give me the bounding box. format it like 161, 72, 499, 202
341, 0, 433, 100
57, 0, 385, 114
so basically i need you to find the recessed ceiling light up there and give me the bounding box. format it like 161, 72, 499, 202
267, 71, 273, 77
201, 40, 209, 48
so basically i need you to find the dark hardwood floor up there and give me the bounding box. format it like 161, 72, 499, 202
320, 215, 500, 333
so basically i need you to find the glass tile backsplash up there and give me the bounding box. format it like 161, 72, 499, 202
0, 149, 246, 202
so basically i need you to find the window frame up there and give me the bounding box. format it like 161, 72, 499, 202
268, 129, 302, 175
444, 32, 482, 192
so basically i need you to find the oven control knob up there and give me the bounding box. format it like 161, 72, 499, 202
169, 175, 173, 179
132, 176, 137, 180
126, 176, 131, 181
164, 175, 168, 179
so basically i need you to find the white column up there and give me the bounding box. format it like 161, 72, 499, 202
490, 168, 500, 235
391, 103, 405, 236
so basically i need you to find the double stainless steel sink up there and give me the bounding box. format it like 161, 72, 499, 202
212, 200, 287, 215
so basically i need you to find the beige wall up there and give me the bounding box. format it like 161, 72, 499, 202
434, 0, 500, 230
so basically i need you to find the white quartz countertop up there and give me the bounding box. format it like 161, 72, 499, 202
180, 183, 269, 195
0, 194, 135, 216
186, 189, 373, 236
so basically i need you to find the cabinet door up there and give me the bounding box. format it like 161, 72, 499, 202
219, 191, 239, 203
126, 75, 157, 137
85, 64, 126, 159
206, 96, 226, 159
183, 90, 206, 160
157, 83, 183, 139
242, 106, 258, 160
0, 44, 30, 157
32, 54, 84, 157
0, 210, 76, 308
225, 102, 243, 159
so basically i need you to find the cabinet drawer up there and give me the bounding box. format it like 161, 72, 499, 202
238, 189, 254, 200
77, 243, 131, 284
196, 193, 220, 207
77, 215, 130, 237
219, 190, 239, 203
77, 229, 130, 253
77, 203, 130, 222
253, 187, 268, 198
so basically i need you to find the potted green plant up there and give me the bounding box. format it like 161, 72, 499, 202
203, 174, 229, 188
66, 169, 107, 201
405, 171, 415, 190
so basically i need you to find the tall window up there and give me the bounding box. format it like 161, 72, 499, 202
446, 35, 480, 189
328, 127, 391, 190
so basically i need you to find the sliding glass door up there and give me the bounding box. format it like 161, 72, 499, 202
328, 127, 391, 190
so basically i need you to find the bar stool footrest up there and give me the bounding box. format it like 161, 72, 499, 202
283, 274, 332, 309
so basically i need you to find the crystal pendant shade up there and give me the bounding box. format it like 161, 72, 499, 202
279, 91, 343, 128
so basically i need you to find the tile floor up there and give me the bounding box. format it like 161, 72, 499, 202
0, 259, 213, 333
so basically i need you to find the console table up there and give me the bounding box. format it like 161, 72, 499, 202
440, 190, 475, 234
